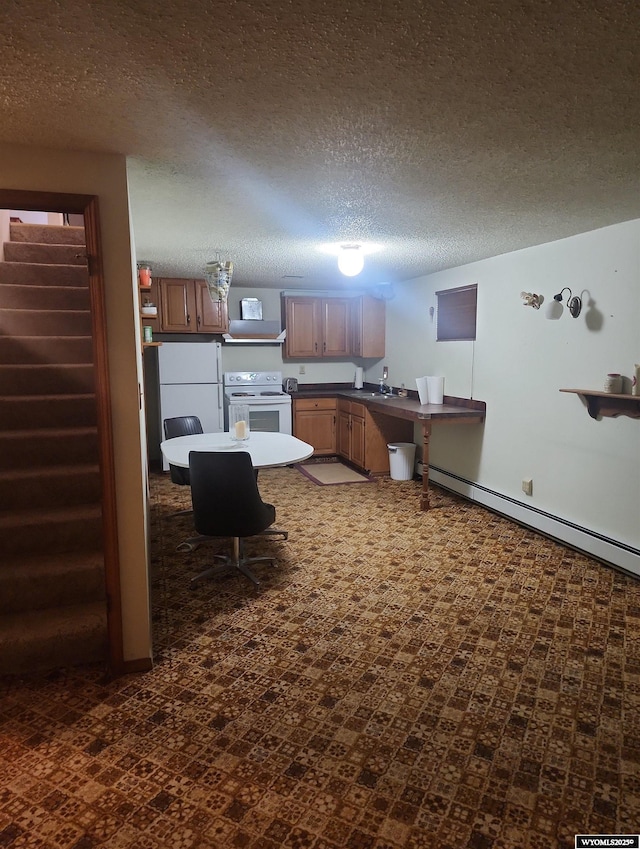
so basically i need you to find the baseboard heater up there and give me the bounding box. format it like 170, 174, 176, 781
425, 464, 640, 579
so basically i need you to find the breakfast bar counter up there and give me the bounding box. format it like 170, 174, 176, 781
289, 385, 486, 510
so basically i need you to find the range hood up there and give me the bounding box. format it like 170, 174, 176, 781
222, 319, 286, 344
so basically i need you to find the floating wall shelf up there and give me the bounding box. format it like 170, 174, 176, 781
560, 389, 640, 420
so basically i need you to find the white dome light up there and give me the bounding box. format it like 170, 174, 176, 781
337, 245, 364, 277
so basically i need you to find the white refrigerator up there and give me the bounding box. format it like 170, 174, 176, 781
158, 341, 224, 470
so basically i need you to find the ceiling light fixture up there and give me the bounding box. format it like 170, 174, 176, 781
337, 244, 364, 277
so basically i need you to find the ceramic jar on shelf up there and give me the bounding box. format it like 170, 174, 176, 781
604, 373, 623, 394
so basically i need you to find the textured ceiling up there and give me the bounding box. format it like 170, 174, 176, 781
2, 0, 639, 289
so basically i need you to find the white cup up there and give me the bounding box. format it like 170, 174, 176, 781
416, 377, 429, 405
426, 376, 444, 405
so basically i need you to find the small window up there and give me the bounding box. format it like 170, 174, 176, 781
436, 284, 477, 341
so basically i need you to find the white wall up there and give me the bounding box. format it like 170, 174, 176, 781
0, 143, 152, 664
385, 219, 640, 574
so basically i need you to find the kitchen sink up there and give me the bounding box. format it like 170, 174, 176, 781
348, 391, 399, 399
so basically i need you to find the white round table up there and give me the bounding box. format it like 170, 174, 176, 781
160, 431, 314, 470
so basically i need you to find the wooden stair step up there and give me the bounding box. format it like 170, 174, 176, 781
0, 308, 92, 336
0, 463, 101, 510
0, 283, 90, 310
0, 262, 88, 286
0, 363, 95, 396
0, 335, 94, 365
3, 241, 88, 266
0, 504, 103, 557
0, 395, 97, 429
9, 223, 85, 245
0, 550, 105, 615
0, 600, 107, 675
0, 427, 99, 468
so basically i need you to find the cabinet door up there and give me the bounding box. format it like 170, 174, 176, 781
351, 295, 385, 358
350, 414, 366, 468
195, 280, 229, 332
295, 410, 336, 455
285, 297, 322, 357
322, 298, 351, 357
337, 410, 351, 459
159, 278, 196, 332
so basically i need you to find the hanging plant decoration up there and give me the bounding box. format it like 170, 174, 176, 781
205, 259, 233, 302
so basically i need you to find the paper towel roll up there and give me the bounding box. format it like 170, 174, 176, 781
426, 376, 444, 405
415, 376, 429, 405
354, 367, 364, 389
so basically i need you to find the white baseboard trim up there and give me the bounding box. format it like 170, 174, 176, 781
428, 466, 640, 579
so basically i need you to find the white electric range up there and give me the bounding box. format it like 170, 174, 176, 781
223, 371, 292, 435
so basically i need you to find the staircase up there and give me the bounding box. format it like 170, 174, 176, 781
0, 222, 108, 675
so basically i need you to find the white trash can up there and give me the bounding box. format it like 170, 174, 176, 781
388, 442, 416, 480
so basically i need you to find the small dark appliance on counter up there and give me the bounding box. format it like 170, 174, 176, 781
283, 377, 298, 393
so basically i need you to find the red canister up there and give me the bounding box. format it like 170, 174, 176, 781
138, 263, 152, 288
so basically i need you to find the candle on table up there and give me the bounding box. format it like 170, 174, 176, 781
235, 420, 247, 439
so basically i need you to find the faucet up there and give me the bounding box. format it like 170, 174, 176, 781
379, 365, 391, 394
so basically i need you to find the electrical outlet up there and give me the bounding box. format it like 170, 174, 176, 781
522, 478, 533, 496
299, 365, 305, 374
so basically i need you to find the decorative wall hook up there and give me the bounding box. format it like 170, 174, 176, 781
521, 291, 545, 309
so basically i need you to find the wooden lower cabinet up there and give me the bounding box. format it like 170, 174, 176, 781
350, 408, 366, 468
293, 398, 336, 455
337, 406, 351, 461
338, 400, 370, 468
338, 398, 413, 474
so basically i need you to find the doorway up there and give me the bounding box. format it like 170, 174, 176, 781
0, 189, 123, 674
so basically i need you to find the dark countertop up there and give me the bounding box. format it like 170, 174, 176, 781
288, 384, 486, 423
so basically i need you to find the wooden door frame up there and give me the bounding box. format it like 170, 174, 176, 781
0, 188, 124, 674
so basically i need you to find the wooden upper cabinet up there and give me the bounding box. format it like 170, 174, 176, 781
194, 280, 228, 333
351, 295, 385, 358
322, 298, 351, 357
284, 295, 385, 358
158, 278, 228, 333
284, 297, 322, 357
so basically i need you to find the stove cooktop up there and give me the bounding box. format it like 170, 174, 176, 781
230, 390, 286, 397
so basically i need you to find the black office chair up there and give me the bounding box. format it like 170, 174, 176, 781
163, 415, 204, 486
187, 450, 279, 587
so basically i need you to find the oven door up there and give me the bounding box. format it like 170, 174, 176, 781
226, 398, 292, 435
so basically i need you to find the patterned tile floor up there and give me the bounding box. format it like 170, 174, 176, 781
1, 468, 639, 848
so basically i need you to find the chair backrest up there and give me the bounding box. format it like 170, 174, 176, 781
163, 416, 203, 485
163, 415, 204, 440
189, 451, 274, 539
